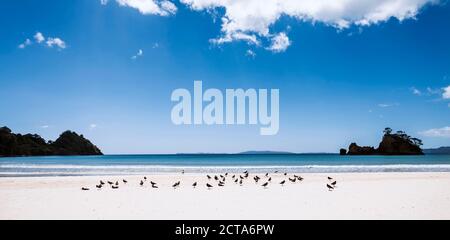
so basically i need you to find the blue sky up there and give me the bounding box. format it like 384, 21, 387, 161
0, 0, 449, 154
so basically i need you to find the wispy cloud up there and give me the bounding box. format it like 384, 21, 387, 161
245, 49, 256, 58
89, 124, 97, 130
18, 38, 32, 49
40, 125, 49, 129
419, 126, 450, 138
410, 87, 422, 96
19, 32, 66, 50
378, 103, 399, 108
427, 87, 442, 95
131, 49, 144, 60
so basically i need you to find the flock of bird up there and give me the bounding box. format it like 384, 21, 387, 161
81, 170, 338, 191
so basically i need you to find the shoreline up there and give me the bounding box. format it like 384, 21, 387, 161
1, 172, 450, 219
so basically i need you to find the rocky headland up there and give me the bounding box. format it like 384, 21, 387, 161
0, 126, 102, 157
340, 128, 423, 155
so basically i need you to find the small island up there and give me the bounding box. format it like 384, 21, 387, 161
340, 128, 424, 155
0, 126, 102, 157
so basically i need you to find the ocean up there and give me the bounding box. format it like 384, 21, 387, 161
1, 154, 450, 177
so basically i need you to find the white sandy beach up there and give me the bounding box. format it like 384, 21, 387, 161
1, 172, 450, 219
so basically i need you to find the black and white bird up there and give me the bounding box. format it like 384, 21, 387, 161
192, 182, 197, 188
326, 184, 334, 191
100, 180, 105, 185
262, 182, 269, 188
96, 184, 102, 189
254, 176, 259, 183
115, 181, 119, 186
172, 181, 180, 188
140, 180, 144, 186
327, 177, 333, 180
214, 175, 219, 181
112, 185, 119, 189
206, 183, 213, 189
152, 184, 158, 189
122, 179, 127, 184
81, 187, 89, 191
107, 181, 113, 185
289, 177, 296, 183
331, 181, 337, 186
268, 177, 272, 182
280, 180, 286, 186
207, 175, 211, 180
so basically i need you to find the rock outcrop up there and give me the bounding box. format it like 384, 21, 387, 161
344, 128, 423, 155
348, 143, 377, 155
0, 126, 102, 157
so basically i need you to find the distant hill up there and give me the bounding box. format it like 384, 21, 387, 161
238, 151, 296, 155
0, 126, 102, 157
423, 147, 450, 155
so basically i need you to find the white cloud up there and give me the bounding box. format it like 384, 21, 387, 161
46, 37, 66, 49
100, 0, 109, 5
40, 125, 49, 129
411, 87, 421, 95
34, 32, 45, 43
89, 124, 97, 130
267, 32, 291, 53
419, 126, 450, 138
245, 49, 256, 58
210, 32, 260, 45
152, 42, 159, 48
180, 0, 439, 52
18, 39, 32, 49
113, 0, 177, 16
443, 85, 450, 99
131, 49, 144, 59
378, 103, 398, 107
20, 32, 67, 50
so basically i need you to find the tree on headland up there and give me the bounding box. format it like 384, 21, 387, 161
410, 137, 423, 146
383, 127, 423, 147
383, 127, 393, 135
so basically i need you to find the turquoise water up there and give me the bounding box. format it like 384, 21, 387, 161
0, 154, 449, 177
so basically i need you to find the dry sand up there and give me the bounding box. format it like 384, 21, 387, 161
1, 172, 450, 219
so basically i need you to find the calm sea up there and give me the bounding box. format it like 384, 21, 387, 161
0, 154, 449, 177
